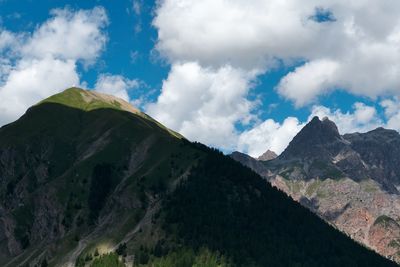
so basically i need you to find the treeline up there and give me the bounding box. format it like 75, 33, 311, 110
140, 248, 231, 267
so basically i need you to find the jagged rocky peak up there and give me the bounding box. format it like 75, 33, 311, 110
279, 116, 343, 160
257, 150, 277, 161
305, 116, 341, 141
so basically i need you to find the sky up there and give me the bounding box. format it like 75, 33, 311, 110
1, 0, 400, 157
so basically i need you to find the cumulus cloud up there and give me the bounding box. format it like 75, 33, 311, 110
154, 0, 400, 105
381, 98, 400, 131
277, 59, 339, 107
95, 74, 139, 102
146, 62, 255, 150
0, 30, 20, 52
0, 57, 79, 124
22, 7, 108, 65
0, 7, 108, 125
153, 0, 314, 69
150, 0, 399, 154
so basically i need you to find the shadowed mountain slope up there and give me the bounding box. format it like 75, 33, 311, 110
0, 89, 395, 267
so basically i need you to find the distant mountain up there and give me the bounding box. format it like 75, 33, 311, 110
277, 116, 400, 192
232, 116, 400, 263
0, 89, 394, 267
257, 150, 277, 161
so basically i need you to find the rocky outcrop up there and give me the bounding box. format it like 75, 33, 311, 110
257, 150, 277, 161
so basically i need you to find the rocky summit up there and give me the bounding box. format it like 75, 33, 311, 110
232, 116, 400, 263
257, 150, 277, 161
0, 88, 395, 267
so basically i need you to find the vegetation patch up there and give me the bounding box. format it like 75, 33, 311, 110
374, 215, 399, 228
306, 180, 322, 196
12, 203, 34, 249
88, 163, 119, 223
140, 248, 231, 267
90, 253, 125, 267
160, 143, 394, 267
361, 181, 379, 193
389, 240, 400, 248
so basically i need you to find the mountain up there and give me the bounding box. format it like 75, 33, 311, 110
232, 116, 400, 263
0, 88, 395, 267
278, 116, 400, 191
257, 150, 277, 161
279, 116, 344, 161
229, 151, 270, 177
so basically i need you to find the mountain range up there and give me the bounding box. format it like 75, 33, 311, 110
0, 88, 396, 267
232, 116, 400, 263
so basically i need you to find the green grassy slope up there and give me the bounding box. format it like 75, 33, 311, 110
0, 89, 196, 267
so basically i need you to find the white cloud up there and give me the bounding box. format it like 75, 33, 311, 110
381, 98, 400, 131
277, 59, 339, 107
238, 117, 304, 157
153, 0, 316, 70
0, 57, 79, 125
95, 74, 139, 102
146, 62, 255, 150
22, 7, 108, 65
132, 0, 142, 33
132, 0, 141, 15
150, 0, 399, 154
0, 30, 19, 52
154, 0, 400, 105
0, 7, 108, 125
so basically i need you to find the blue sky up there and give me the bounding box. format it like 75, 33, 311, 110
1, 0, 399, 156
0, 0, 167, 100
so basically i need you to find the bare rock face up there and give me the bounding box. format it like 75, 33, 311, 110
232, 116, 400, 263
257, 150, 277, 161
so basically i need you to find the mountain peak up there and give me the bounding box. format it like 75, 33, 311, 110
308, 116, 340, 135
38, 87, 141, 115
257, 149, 277, 161
279, 116, 342, 160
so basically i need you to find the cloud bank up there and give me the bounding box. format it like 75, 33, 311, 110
148, 0, 400, 157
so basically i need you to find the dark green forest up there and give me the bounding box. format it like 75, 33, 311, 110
158, 143, 396, 267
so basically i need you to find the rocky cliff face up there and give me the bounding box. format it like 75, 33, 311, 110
232, 116, 400, 263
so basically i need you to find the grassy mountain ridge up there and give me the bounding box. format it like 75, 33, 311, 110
0, 88, 395, 266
